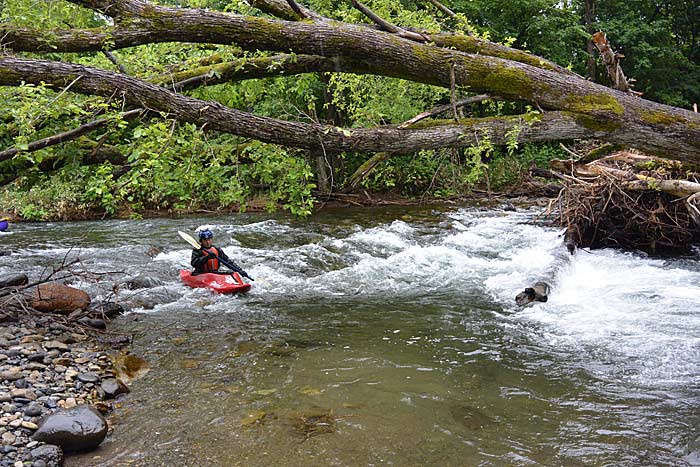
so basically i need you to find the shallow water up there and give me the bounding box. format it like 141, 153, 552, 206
2, 205, 700, 466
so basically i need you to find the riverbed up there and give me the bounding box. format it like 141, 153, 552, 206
2, 204, 699, 466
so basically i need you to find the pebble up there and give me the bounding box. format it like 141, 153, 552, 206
2, 431, 16, 444
0, 309, 130, 467
76, 373, 100, 384
42, 341, 69, 352
23, 404, 42, 417
1, 368, 23, 381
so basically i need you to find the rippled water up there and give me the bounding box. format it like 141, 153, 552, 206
2, 205, 700, 466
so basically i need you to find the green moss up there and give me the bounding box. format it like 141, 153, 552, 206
640, 110, 687, 126
481, 64, 535, 100
566, 94, 624, 116
435, 36, 559, 72
571, 113, 621, 132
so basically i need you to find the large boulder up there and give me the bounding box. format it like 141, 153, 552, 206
31, 283, 91, 314
32, 404, 108, 453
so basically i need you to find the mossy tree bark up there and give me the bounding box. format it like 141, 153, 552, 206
0, 0, 699, 161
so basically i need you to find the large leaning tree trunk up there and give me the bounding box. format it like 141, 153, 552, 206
0, 0, 699, 163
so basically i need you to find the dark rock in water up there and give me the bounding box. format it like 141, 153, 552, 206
100, 378, 130, 399
77, 317, 107, 329
30, 444, 63, 467
124, 274, 164, 290
124, 288, 178, 310
31, 284, 91, 314
89, 301, 124, 318
0, 273, 28, 288
450, 404, 496, 430
32, 405, 108, 453
146, 246, 163, 258
502, 201, 516, 212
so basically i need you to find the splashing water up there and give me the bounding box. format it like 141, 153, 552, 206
3, 206, 699, 466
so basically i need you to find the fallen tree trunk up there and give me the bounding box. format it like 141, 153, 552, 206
0, 0, 698, 161
0, 57, 602, 153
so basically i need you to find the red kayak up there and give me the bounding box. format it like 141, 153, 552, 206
179, 270, 251, 294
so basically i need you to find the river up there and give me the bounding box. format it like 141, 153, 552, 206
2, 205, 699, 466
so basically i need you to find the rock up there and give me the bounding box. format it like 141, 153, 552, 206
100, 378, 129, 399
76, 373, 100, 384
23, 403, 43, 417
502, 201, 516, 212
123, 274, 163, 290
29, 444, 62, 467
10, 389, 36, 401
32, 405, 108, 453
21, 421, 38, 430
77, 318, 106, 330
1, 367, 23, 381
31, 284, 90, 315
2, 431, 16, 445
42, 341, 69, 352
111, 354, 149, 384
14, 379, 28, 389
0, 274, 28, 288
88, 302, 124, 319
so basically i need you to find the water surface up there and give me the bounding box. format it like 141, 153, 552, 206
2, 205, 699, 466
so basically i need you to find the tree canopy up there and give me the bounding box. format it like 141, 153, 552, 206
0, 0, 699, 219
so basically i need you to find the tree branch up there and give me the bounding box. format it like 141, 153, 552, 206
0, 57, 604, 154
103, 50, 127, 74
398, 94, 491, 128
0, 3, 574, 76
152, 54, 349, 92
591, 31, 639, 95
0, 109, 143, 163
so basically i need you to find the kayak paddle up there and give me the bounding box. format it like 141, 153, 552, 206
178, 230, 254, 281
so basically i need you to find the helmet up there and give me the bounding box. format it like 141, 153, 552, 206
198, 229, 213, 240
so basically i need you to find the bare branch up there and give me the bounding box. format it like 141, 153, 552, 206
398, 94, 491, 128
103, 50, 127, 73
285, 0, 309, 19
0, 109, 142, 163
591, 31, 640, 95
351, 0, 429, 42
2, 56, 699, 159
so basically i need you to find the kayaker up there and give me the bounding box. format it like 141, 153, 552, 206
190, 229, 234, 274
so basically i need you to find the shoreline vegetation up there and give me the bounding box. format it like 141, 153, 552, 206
0, 149, 561, 223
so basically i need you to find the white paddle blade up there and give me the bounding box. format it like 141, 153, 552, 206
178, 230, 201, 249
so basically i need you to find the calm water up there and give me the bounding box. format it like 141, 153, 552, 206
2, 205, 700, 466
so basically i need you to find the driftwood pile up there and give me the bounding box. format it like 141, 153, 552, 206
543, 149, 700, 255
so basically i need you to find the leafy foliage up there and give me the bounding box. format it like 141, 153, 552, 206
0, 0, 697, 219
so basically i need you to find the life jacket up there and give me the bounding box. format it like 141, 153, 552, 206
201, 246, 220, 272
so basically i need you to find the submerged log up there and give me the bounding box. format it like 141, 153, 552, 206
515, 281, 550, 306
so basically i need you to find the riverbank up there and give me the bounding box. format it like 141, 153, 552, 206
0, 306, 131, 467
0, 184, 556, 223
